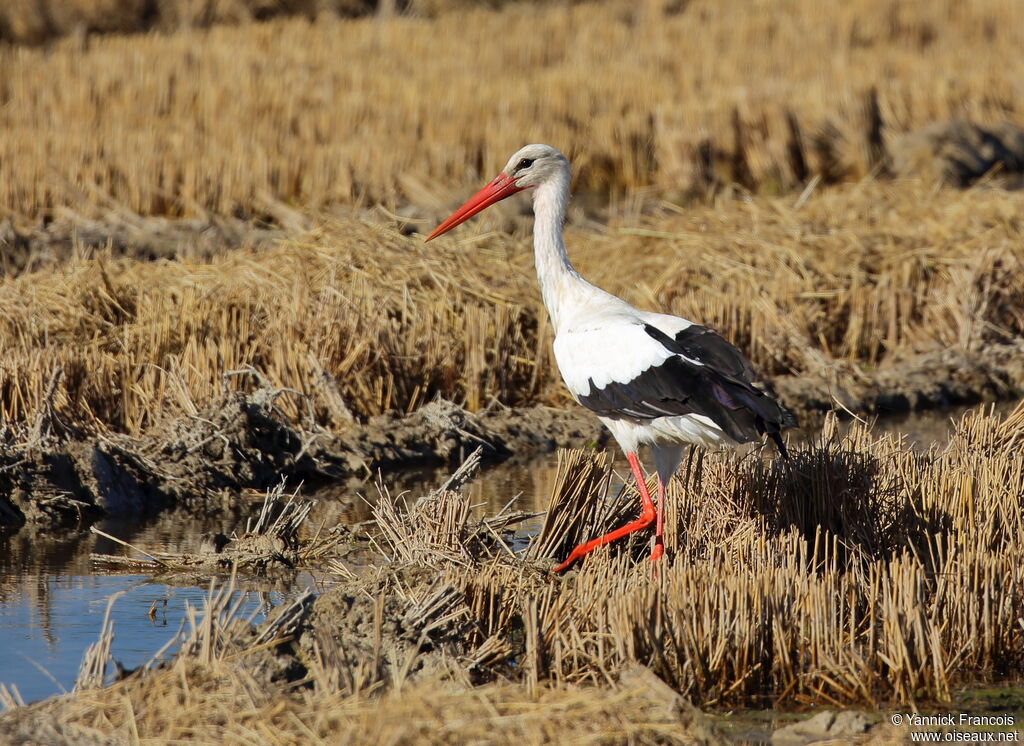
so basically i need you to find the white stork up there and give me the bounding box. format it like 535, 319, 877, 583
426, 144, 795, 571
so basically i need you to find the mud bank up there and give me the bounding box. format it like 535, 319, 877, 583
4, 336, 1024, 533
0, 389, 604, 534
775, 340, 1024, 416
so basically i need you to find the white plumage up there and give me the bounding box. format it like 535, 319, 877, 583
428, 143, 794, 571
554, 321, 680, 395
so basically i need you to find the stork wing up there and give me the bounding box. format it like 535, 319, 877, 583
554, 320, 796, 451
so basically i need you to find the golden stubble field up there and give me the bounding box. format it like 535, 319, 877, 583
0, 0, 1022, 436
1, 0, 1024, 740
1, 0, 1023, 218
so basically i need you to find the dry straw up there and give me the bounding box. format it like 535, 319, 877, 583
413, 405, 1024, 707
1, 0, 1023, 218
2, 180, 1022, 435
7, 403, 1019, 742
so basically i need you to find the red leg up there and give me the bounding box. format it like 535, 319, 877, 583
650, 476, 666, 563
552, 452, 655, 572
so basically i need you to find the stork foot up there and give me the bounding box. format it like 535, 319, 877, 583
552, 451, 655, 573
552, 511, 655, 572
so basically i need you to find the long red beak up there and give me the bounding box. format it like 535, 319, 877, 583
425, 173, 527, 241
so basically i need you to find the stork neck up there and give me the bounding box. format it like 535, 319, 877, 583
532, 169, 581, 330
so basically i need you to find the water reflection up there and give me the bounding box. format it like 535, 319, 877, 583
0, 569, 297, 703
0, 510, 320, 704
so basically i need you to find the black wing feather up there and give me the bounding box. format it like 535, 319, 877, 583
577, 323, 797, 456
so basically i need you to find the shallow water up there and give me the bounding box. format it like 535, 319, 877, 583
0, 402, 1015, 704
0, 456, 561, 704
0, 511, 324, 703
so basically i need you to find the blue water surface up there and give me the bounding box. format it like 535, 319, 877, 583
0, 509, 315, 705
0, 572, 287, 703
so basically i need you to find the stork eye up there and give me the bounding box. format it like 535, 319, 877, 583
516, 158, 535, 172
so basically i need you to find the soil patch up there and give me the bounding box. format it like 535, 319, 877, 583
890, 119, 1024, 188
775, 340, 1024, 416
0, 213, 282, 278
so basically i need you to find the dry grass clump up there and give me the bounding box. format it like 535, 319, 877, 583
10, 660, 707, 744
1, 0, 1023, 218
371, 464, 540, 568
414, 404, 1024, 706
0, 217, 547, 433
2, 180, 1022, 435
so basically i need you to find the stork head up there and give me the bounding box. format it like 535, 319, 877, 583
426, 143, 568, 241
499, 143, 569, 189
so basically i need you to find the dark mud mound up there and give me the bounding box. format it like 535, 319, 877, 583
301, 573, 479, 689
335, 398, 606, 474
0, 426, 165, 532
891, 119, 1024, 188
148, 388, 344, 509
0, 386, 336, 532
150, 391, 603, 501
0, 385, 604, 534
222, 549, 532, 695
775, 340, 1024, 417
